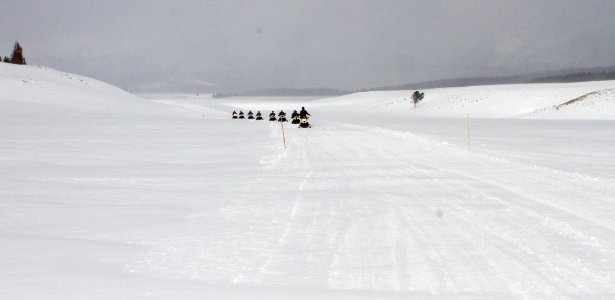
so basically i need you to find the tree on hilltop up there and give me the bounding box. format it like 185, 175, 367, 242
10, 42, 26, 65
412, 90, 424, 108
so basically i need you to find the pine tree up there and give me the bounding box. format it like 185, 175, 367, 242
3, 56, 8, 63
412, 90, 425, 108
10, 42, 27, 65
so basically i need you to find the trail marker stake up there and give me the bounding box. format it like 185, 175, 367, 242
467, 113, 470, 150
281, 121, 287, 149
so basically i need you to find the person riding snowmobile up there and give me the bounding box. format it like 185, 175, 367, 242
255, 111, 263, 120
238, 111, 245, 119
298, 107, 311, 128
291, 110, 300, 124
247, 110, 254, 119
232, 111, 238, 119
278, 110, 287, 122
299, 107, 310, 118
269, 111, 276, 121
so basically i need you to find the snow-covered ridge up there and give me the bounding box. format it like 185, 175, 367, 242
520, 88, 615, 119
318, 81, 615, 119
0, 63, 163, 116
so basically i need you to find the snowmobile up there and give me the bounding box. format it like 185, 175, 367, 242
232, 111, 238, 119
291, 110, 300, 124
247, 111, 254, 119
255, 111, 263, 120
278, 110, 287, 122
239, 111, 245, 119
299, 115, 311, 128
269, 111, 277, 121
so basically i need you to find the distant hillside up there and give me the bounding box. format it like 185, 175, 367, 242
317, 80, 615, 120
213, 88, 349, 98
365, 75, 531, 92
528, 70, 615, 83
365, 66, 615, 92
212, 67, 615, 97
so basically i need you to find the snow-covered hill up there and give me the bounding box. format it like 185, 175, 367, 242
3, 62, 613, 120
315, 80, 615, 119
0, 63, 165, 117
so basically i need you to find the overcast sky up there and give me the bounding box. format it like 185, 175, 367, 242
2, 0, 615, 92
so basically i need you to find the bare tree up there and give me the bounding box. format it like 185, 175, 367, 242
412, 90, 424, 108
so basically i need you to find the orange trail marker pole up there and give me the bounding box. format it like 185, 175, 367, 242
467, 113, 470, 150
281, 121, 287, 149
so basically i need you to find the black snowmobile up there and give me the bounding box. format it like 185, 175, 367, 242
247, 111, 254, 119
299, 115, 311, 128
255, 111, 263, 120
268, 111, 277, 121
298, 107, 311, 128
278, 110, 287, 122
291, 110, 300, 124
238, 111, 245, 119
232, 111, 238, 119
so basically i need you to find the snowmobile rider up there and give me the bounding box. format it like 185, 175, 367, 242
291, 110, 298, 118
232, 111, 237, 118
269, 111, 276, 118
299, 107, 310, 118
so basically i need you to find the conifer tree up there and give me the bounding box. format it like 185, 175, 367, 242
10, 42, 27, 65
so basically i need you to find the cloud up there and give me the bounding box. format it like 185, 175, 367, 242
2, 0, 614, 92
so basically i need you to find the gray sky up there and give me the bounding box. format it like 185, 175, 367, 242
2, 0, 615, 92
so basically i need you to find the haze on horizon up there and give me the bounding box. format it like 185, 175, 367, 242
1, 0, 614, 93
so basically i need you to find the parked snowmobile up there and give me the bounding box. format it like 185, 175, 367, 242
299, 115, 311, 128
255, 111, 263, 120
278, 110, 287, 122
269, 111, 277, 121
247, 111, 254, 119
291, 110, 300, 124
239, 111, 245, 119
232, 111, 238, 119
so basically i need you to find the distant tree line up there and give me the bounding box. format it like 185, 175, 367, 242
1, 42, 27, 65
365, 67, 615, 92
527, 71, 615, 83
213, 88, 350, 98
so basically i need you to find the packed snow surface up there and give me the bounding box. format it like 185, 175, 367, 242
1, 64, 615, 299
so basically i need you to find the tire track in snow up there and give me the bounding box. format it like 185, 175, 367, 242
269, 120, 615, 298
127, 114, 615, 299
362, 124, 615, 298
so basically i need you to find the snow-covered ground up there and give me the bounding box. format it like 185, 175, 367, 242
1, 64, 615, 299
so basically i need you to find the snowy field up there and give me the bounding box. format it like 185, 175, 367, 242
2, 64, 615, 299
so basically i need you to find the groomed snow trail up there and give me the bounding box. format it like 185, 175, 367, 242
133, 109, 615, 299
